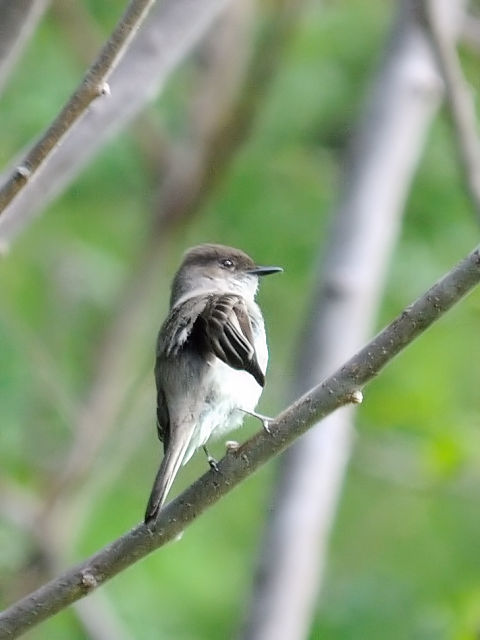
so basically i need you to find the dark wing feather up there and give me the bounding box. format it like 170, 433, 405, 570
155, 293, 264, 444
202, 294, 265, 386
158, 296, 209, 358
155, 296, 209, 444
156, 386, 170, 449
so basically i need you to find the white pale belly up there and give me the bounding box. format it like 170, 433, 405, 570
183, 320, 268, 464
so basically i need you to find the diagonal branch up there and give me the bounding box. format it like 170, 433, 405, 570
1, 243, 480, 639
0, 0, 233, 244
418, 0, 480, 223
0, 0, 158, 216
460, 10, 480, 52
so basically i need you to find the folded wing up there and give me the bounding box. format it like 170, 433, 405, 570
201, 294, 265, 387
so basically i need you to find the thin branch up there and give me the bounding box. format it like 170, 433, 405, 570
0, 0, 158, 216
1, 244, 480, 639
0, 0, 234, 244
419, 0, 480, 223
0, 0, 48, 95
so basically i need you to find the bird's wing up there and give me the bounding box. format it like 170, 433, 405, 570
201, 294, 265, 387
155, 386, 170, 448
154, 293, 264, 444
159, 296, 209, 358
155, 296, 208, 446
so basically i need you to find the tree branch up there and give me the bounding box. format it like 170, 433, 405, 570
0, 0, 158, 216
0, 0, 233, 244
1, 244, 480, 639
460, 10, 480, 53
418, 0, 480, 224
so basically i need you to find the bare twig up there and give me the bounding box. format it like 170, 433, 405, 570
0, 0, 48, 95
1, 243, 480, 639
0, 0, 158, 216
419, 0, 480, 223
0, 0, 234, 244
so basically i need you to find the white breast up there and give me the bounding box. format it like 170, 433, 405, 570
183, 303, 268, 463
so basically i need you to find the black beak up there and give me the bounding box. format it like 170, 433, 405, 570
247, 265, 283, 276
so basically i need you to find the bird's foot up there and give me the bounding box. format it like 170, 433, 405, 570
239, 409, 274, 434
203, 445, 219, 472
208, 456, 219, 472
261, 417, 272, 435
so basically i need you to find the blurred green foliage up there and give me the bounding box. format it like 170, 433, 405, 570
1, 0, 480, 638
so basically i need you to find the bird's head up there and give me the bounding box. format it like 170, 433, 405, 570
170, 243, 283, 307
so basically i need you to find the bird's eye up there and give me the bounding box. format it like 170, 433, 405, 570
220, 258, 234, 269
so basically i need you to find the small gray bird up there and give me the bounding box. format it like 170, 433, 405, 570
144, 243, 282, 523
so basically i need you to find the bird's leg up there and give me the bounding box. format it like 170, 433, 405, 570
239, 409, 273, 434
203, 445, 219, 472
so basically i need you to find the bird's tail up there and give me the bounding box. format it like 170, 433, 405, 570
144, 424, 194, 524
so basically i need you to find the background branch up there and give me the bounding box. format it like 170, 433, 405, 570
419, 0, 480, 224
50, 0, 169, 177
1, 243, 480, 639
0, 0, 234, 244
0, 0, 159, 216
242, 1, 466, 638
72, 594, 134, 640
0, 0, 48, 95
460, 10, 480, 52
